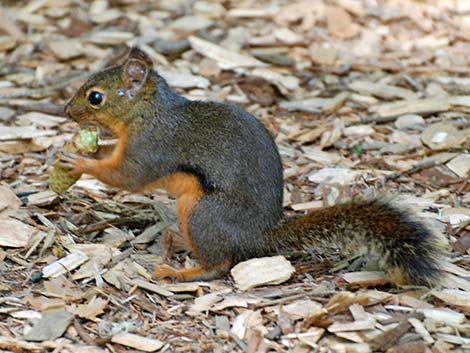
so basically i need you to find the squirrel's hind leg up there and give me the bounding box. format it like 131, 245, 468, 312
162, 230, 190, 263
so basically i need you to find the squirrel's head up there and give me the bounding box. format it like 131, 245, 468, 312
65, 47, 154, 134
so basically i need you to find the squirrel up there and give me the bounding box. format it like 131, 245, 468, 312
59, 47, 445, 286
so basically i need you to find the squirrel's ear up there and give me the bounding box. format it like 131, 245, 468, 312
122, 47, 152, 97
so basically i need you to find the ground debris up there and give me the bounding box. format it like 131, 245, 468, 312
1, 0, 469, 352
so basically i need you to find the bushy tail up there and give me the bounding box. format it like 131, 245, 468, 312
267, 199, 446, 285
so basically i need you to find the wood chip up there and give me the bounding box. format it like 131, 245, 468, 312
188, 36, 268, 69
187, 289, 232, 316
282, 299, 323, 319
371, 98, 451, 118
325, 5, 360, 39
418, 308, 465, 326
280, 92, 349, 113
68, 297, 108, 320
348, 80, 417, 100
432, 289, 470, 308
48, 39, 82, 60
131, 278, 174, 297
24, 309, 74, 342
0, 218, 34, 247
0, 185, 21, 212
231, 256, 295, 290
308, 168, 360, 185
42, 252, 89, 278
0, 126, 56, 141
408, 318, 434, 344
328, 318, 376, 332
446, 154, 470, 178
168, 15, 214, 33
421, 122, 466, 150
342, 272, 389, 287
111, 333, 163, 352
27, 191, 58, 207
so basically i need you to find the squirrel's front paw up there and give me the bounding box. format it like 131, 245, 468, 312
154, 264, 184, 281
54, 152, 92, 176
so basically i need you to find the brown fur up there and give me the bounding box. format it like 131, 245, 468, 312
269, 199, 444, 285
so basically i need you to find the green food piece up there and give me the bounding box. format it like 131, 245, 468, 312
49, 127, 99, 193
49, 167, 80, 194
76, 128, 100, 154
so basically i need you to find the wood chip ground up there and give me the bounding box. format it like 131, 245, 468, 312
1, 1, 470, 352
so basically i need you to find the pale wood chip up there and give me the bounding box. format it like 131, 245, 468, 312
282, 299, 323, 319
27, 191, 58, 207
408, 318, 434, 344
131, 278, 174, 297
68, 297, 108, 320
189, 36, 268, 69
446, 154, 470, 178
42, 252, 89, 278
0, 218, 35, 247
418, 308, 465, 326
282, 327, 325, 347
371, 98, 451, 118
308, 167, 360, 186
434, 333, 470, 346
349, 80, 417, 100
0, 126, 56, 141
432, 289, 470, 308
0, 184, 21, 212
187, 289, 232, 316
231, 256, 295, 290
111, 333, 163, 352
280, 92, 349, 113
328, 318, 376, 333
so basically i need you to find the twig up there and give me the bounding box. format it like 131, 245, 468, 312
229, 331, 248, 351
385, 159, 440, 181
0, 99, 65, 115
0, 72, 91, 99
73, 320, 96, 346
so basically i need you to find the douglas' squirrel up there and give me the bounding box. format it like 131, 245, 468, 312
59, 48, 445, 285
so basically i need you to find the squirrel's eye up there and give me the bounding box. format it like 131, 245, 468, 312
88, 91, 103, 106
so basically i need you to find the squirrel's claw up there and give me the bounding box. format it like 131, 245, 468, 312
54, 152, 90, 176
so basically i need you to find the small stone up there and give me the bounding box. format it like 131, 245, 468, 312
343, 125, 375, 137
168, 15, 214, 33
273, 28, 303, 44
0, 36, 15, 51
309, 44, 337, 65
193, 1, 225, 18
395, 114, 425, 130
0, 107, 15, 122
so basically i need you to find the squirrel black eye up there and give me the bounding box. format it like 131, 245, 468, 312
88, 91, 103, 106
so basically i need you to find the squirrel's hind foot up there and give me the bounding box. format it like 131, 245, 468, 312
154, 261, 231, 282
